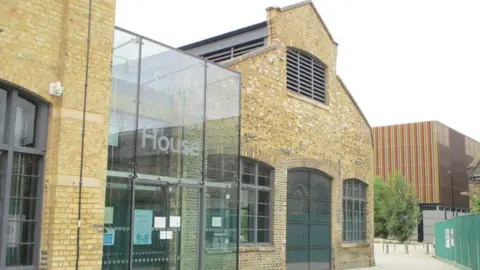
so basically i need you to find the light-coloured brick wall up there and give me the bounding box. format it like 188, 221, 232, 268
223, 2, 374, 270
0, 1, 115, 269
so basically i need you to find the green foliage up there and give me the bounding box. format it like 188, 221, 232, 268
374, 172, 421, 243
374, 177, 389, 239
472, 196, 480, 213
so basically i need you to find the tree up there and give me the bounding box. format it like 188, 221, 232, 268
472, 196, 480, 213
374, 172, 421, 243
374, 177, 389, 239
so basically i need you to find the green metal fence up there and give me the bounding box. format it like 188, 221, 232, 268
434, 213, 480, 270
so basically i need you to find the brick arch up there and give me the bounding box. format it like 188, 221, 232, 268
0, 78, 51, 104
343, 177, 369, 186
240, 145, 276, 167
277, 156, 337, 179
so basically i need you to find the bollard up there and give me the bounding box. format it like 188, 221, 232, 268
393, 243, 396, 251
386, 243, 389, 254
413, 244, 416, 251
382, 242, 385, 252
405, 244, 409, 254
426, 243, 430, 255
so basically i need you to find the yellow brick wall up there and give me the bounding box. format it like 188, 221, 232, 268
0, 1, 115, 269
225, 3, 374, 270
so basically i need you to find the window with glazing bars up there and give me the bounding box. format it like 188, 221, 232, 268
200, 38, 266, 63
286, 48, 326, 103
343, 179, 367, 242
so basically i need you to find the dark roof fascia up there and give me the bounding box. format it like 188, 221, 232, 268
178, 21, 267, 50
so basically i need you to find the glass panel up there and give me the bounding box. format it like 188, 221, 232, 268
132, 181, 179, 270
204, 62, 240, 184
241, 159, 255, 175
14, 97, 36, 147
258, 175, 270, 187
257, 230, 270, 243
204, 185, 238, 269
258, 217, 269, 230
0, 89, 6, 143
310, 172, 330, 199
241, 173, 255, 185
288, 170, 308, 197
258, 203, 269, 216
102, 176, 131, 269
6, 244, 34, 266
137, 39, 205, 182
287, 198, 308, 222
108, 30, 140, 169
258, 190, 270, 204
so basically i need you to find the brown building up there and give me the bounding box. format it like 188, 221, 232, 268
373, 121, 480, 242
182, 1, 375, 269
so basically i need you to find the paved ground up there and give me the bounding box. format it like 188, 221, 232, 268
354, 243, 460, 270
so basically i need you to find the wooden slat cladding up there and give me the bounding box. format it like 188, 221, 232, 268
286, 48, 326, 104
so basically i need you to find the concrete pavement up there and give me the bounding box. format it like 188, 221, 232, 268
354, 243, 460, 270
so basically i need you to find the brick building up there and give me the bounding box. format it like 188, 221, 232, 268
182, 1, 375, 269
373, 121, 480, 242
467, 158, 480, 209
0, 0, 373, 270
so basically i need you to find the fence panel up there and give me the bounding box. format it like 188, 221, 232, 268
435, 213, 480, 270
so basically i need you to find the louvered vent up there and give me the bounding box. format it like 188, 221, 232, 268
286, 48, 326, 103
201, 38, 265, 63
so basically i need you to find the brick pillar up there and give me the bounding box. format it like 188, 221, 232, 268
39, 1, 116, 269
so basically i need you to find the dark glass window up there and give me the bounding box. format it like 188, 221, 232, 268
343, 179, 367, 242
240, 158, 273, 244
0, 86, 47, 267
286, 48, 327, 104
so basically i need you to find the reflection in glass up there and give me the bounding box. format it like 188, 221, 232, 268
6, 153, 40, 266
0, 89, 6, 143
14, 97, 36, 147
204, 186, 238, 269
108, 30, 140, 169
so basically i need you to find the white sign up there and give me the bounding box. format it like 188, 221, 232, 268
450, 229, 454, 247
169, 216, 181, 228
160, 231, 173, 240
154, 217, 166, 229
104, 207, 114, 224
141, 127, 200, 156
212, 217, 222, 228
445, 229, 450, 248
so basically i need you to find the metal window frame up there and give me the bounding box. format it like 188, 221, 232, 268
342, 179, 367, 243
239, 158, 273, 245
0, 85, 48, 269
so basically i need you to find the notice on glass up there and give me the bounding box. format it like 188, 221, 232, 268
134, 210, 153, 245
104, 207, 114, 225
170, 216, 181, 228
154, 217, 166, 229
160, 231, 173, 240
103, 229, 115, 246
212, 217, 222, 228
445, 229, 450, 248
450, 229, 454, 246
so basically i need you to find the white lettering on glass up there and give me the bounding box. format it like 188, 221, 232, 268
141, 127, 200, 156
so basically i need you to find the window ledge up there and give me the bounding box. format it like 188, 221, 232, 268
239, 244, 276, 253
287, 91, 329, 111
341, 242, 371, 248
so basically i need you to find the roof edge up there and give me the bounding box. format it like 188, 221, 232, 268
266, 0, 338, 45
179, 21, 267, 50
221, 44, 279, 67
336, 75, 373, 146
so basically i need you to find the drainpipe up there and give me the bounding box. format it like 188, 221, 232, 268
75, 0, 93, 269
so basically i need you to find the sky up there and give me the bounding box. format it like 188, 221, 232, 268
115, 0, 480, 141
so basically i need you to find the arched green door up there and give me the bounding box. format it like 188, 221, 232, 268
286, 169, 331, 270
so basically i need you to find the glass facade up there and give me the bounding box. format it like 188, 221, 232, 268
103, 27, 241, 270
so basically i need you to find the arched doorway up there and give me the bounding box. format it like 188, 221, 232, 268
286, 169, 331, 270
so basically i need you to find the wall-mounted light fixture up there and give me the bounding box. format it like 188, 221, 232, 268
280, 148, 292, 154
244, 133, 257, 139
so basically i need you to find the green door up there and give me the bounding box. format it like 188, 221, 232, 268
286, 169, 331, 270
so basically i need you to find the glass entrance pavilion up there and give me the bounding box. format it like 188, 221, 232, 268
103, 27, 241, 270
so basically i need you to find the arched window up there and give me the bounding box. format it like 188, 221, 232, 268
240, 158, 273, 244
343, 179, 367, 242
0, 85, 48, 266
286, 47, 327, 104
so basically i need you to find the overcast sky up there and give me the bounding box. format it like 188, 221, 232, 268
115, 0, 480, 141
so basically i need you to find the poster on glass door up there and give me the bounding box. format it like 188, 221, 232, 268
134, 210, 153, 245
